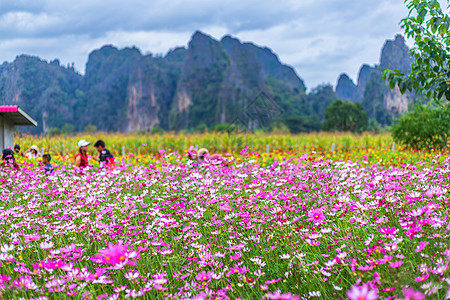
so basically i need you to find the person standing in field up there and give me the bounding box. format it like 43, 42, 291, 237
1, 149, 20, 170
24, 145, 41, 159
74, 139, 90, 169
42, 154, 54, 174
93, 140, 115, 168
189, 148, 228, 165
14, 144, 22, 157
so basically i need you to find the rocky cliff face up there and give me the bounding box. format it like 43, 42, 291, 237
335, 35, 415, 125
0, 31, 310, 133
335, 73, 357, 102
0, 55, 82, 134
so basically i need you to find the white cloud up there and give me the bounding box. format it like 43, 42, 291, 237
0, 11, 63, 35
0, 0, 418, 88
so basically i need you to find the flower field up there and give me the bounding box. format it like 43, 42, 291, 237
2, 135, 450, 299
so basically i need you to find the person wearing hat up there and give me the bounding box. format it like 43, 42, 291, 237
196, 148, 228, 165
0, 149, 20, 170
74, 139, 90, 169
24, 145, 41, 160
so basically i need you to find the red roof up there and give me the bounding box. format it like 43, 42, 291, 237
0, 105, 18, 113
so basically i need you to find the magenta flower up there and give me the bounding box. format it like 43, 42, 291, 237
195, 271, 214, 281
414, 273, 429, 282
379, 226, 398, 235
357, 265, 375, 271
91, 241, 137, 266
389, 261, 403, 268
266, 290, 300, 300
346, 284, 378, 300
414, 241, 429, 253
43, 259, 66, 270
307, 208, 325, 223
265, 278, 281, 285
403, 287, 425, 300
11, 276, 37, 291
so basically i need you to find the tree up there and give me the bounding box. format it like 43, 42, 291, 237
384, 0, 450, 101
322, 100, 368, 133
391, 102, 450, 149
62, 123, 75, 135
84, 124, 97, 133
283, 115, 322, 134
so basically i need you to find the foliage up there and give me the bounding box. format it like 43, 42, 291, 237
210, 124, 237, 133
306, 84, 338, 119
61, 123, 75, 135
150, 126, 165, 135
282, 115, 321, 134
384, 0, 450, 100
84, 124, 98, 133
322, 100, 368, 133
47, 127, 62, 137
367, 118, 382, 133
391, 102, 450, 149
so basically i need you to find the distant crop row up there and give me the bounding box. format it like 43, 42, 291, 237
16, 132, 395, 156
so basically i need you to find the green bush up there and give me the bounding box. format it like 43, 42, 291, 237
322, 100, 368, 133
391, 103, 450, 150
150, 126, 165, 135
283, 115, 321, 134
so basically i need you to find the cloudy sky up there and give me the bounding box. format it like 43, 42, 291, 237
0, 0, 413, 89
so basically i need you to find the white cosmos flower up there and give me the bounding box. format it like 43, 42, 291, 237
0, 244, 14, 252
39, 241, 54, 249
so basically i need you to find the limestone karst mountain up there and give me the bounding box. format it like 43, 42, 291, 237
335, 35, 419, 125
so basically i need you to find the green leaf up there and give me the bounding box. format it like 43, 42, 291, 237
445, 90, 450, 100
439, 24, 448, 36
434, 16, 443, 26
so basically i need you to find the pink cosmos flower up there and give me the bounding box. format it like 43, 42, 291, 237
389, 261, 403, 268
43, 259, 66, 270
358, 265, 375, 271
265, 278, 281, 285
266, 290, 300, 300
226, 267, 244, 277
346, 284, 378, 300
11, 276, 37, 291
307, 209, 325, 223
414, 273, 429, 282
380, 286, 396, 293
195, 271, 214, 281
230, 252, 243, 260
91, 241, 137, 266
403, 287, 425, 300
379, 226, 398, 235
414, 241, 429, 253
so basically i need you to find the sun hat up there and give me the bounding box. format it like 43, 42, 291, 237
198, 148, 209, 156
30, 145, 38, 151
78, 139, 90, 147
